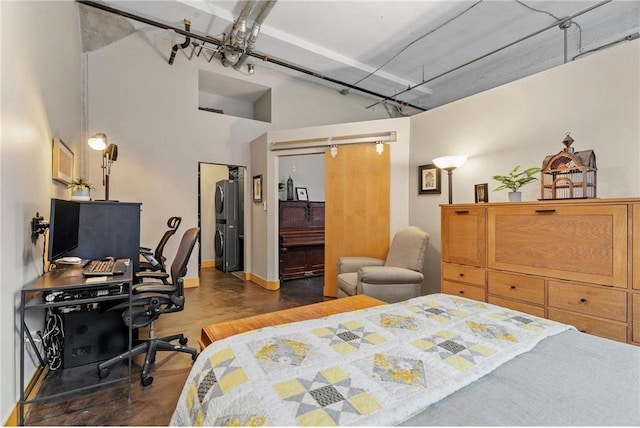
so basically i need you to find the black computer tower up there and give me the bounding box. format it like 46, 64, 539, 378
62, 309, 128, 368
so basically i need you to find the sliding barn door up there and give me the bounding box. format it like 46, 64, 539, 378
324, 144, 390, 297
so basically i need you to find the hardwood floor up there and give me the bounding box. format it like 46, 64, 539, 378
25, 268, 328, 426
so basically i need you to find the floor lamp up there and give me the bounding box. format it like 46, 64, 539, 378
88, 133, 119, 201
433, 155, 467, 204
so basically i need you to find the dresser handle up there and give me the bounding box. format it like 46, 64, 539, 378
510, 285, 517, 290
580, 298, 587, 303
535, 209, 557, 214
459, 272, 465, 277
580, 329, 587, 333
459, 290, 465, 295
454, 210, 470, 214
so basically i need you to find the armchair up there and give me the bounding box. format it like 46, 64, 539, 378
337, 226, 429, 303
98, 227, 200, 386
139, 216, 182, 272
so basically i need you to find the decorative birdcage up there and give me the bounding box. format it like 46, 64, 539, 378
541, 133, 597, 200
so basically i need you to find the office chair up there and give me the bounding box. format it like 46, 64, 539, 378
98, 227, 200, 386
139, 216, 182, 272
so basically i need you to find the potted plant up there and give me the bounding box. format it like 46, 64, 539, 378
492, 165, 541, 202
67, 178, 95, 201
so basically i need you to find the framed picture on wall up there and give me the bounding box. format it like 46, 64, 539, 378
475, 183, 489, 203
296, 187, 309, 201
52, 138, 74, 185
419, 164, 441, 194
253, 175, 263, 203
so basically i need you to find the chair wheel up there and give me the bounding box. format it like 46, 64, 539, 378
179, 337, 188, 345
141, 376, 153, 386
98, 367, 110, 379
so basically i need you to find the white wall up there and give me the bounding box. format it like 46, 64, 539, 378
0, 2, 82, 422
410, 40, 640, 294
279, 154, 325, 202
85, 32, 390, 282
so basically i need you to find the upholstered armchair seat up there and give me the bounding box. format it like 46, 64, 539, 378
337, 226, 429, 303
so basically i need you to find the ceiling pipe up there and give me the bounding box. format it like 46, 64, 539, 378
168, 19, 191, 65
234, 0, 278, 71
367, 0, 613, 109
76, 0, 427, 112
221, 0, 256, 67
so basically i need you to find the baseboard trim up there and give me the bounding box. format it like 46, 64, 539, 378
184, 276, 200, 288
201, 260, 214, 268
247, 273, 280, 291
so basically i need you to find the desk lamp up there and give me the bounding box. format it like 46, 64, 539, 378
433, 155, 467, 204
88, 133, 118, 200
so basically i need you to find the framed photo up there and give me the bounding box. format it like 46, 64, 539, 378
475, 183, 489, 203
418, 164, 441, 194
252, 175, 263, 203
296, 187, 309, 201
52, 138, 74, 185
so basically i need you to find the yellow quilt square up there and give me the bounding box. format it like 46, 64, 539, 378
297, 408, 336, 426
348, 392, 382, 415
208, 347, 236, 367
321, 366, 349, 384
274, 379, 306, 399
218, 367, 248, 393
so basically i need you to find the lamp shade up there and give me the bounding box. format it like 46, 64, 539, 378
433, 155, 467, 170
88, 133, 108, 151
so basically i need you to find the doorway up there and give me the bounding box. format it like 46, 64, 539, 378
198, 162, 246, 274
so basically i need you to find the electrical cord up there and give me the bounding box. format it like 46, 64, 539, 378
40, 308, 64, 370
515, 0, 583, 52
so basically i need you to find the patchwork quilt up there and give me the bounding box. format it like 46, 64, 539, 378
170, 294, 572, 426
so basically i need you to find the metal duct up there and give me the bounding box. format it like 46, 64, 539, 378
234, 0, 277, 70
221, 1, 256, 66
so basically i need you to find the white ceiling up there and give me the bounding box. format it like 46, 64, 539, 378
89, 0, 640, 115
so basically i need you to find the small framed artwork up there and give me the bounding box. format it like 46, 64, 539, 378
296, 187, 309, 201
419, 164, 441, 194
252, 175, 263, 203
52, 137, 74, 185
475, 183, 489, 203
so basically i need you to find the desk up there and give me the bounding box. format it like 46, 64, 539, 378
19, 263, 133, 426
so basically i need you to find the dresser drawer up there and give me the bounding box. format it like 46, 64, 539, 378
488, 296, 545, 318
548, 308, 628, 343
488, 271, 545, 305
548, 280, 627, 322
442, 263, 485, 286
442, 280, 486, 302
633, 293, 640, 343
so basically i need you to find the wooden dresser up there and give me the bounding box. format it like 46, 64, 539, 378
279, 201, 325, 280
441, 198, 639, 345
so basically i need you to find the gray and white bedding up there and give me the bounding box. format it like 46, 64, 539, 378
168, 293, 640, 426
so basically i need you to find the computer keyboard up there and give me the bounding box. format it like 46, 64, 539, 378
82, 259, 127, 276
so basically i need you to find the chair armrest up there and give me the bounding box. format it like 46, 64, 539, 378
139, 247, 152, 253
132, 283, 176, 294
359, 266, 423, 284
135, 271, 170, 284
337, 257, 384, 274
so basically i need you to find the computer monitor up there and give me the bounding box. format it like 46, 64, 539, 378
48, 199, 80, 262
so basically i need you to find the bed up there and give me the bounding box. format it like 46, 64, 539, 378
171, 294, 640, 426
